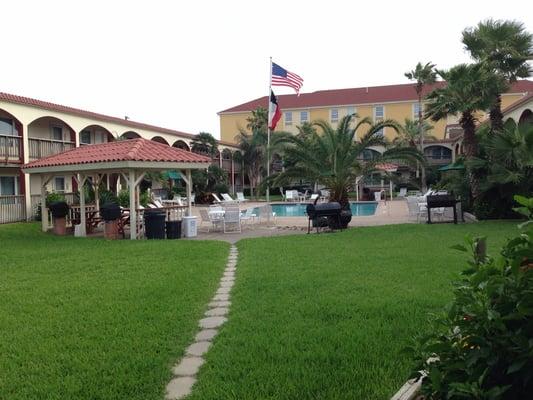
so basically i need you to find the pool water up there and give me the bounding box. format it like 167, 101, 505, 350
252, 202, 378, 217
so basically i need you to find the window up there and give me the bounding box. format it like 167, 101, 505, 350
346, 106, 356, 116
374, 105, 384, 136
413, 103, 421, 120
300, 111, 309, 123
0, 176, 17, 195
51, 126, 63, 141
330, 108, 339, 123
424, 146, 452, 160
285, 112, 293, 126
0, 117, 15, 136
54, 177, 65, 192
81, 130, 91, 144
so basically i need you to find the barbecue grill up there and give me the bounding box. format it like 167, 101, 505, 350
426, 194, 460, 224
306, 202, 342, 233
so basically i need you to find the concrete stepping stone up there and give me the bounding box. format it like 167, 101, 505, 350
225, 267, 236, 272
220, 280, 234, 288
208, 300, 231, 308
205, 307, 229, 317
173, 357, 204, 376
165, 376, 196, 400
223, 271, 235, 277
186, 341, 211, 357
217, 287, 231, 294
199, 316, 227, 329
212, 293, 230, 301
195, 329, 218, 342
220, 276, 234, 282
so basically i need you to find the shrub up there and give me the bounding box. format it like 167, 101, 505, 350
411, 195, 533, 399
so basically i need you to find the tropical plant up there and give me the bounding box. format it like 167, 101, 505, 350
245, 107, 268, 133
462, 19, 533, 133
425, 63, 504, 203
190, 132, 218, 158
191, 164, 228, 202
411, 195, 533, 399
405, 62, 437, 191
468, 119, 533, 218
272, 114, 423, 207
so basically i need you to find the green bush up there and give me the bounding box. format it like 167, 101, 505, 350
411, 195, 533, 399
45, 192, 65, 207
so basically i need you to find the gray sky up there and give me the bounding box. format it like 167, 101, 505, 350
3, 0, 532, 139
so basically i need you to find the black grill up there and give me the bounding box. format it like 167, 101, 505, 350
306, 202, 342, 233
426, 194, 460, 224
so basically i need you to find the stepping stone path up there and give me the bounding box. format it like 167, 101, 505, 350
165, 245, 239, 400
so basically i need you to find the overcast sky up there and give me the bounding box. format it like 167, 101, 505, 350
3, 0, 532, 138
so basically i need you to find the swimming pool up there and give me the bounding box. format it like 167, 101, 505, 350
252, 202, 378, 217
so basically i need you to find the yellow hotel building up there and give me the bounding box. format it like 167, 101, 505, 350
218, 81, 533, 143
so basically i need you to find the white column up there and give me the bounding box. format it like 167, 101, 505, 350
231, 156, 235, 195
129, 169, 137, 240
21, 124, 33, 220
79, 174, 87, 237
40, 175, 48, 232
186, 169, 192, 216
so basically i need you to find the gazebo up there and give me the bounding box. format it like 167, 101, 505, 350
22, 138, 211, 239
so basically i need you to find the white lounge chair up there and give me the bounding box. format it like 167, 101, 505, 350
223, 205, 242, 233
236, 192, 249, 203
222, 193, 237, 203
286, 190, 298, 202
212, 193, 223, 204
320, 189, 330, 202
309, 193, 319, 202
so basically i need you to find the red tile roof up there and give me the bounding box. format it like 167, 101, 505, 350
219, 80, 533, 113
24, 138, 211, 169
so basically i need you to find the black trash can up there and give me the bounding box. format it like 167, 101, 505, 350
166, 220, 182, 239
144, 210, 166, 239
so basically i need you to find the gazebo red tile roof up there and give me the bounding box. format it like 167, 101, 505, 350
24, 138, 211, 169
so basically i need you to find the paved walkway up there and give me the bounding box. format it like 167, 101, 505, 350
165, 245, 239, 399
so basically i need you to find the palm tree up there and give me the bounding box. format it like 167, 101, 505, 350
462, 19, 533, 133
273, 114, 423, 208
191, 132, 218, 158
245, 107, 268, 133
405, 62, 437, 191
425, 63, 503, 201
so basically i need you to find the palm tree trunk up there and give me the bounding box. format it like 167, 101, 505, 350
489, 94, 504, 134
460, 111, 480, 202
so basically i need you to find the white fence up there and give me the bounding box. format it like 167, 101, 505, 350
0, 195, 26, 224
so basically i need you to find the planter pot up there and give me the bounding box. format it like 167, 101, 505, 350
53, 217, 67, 236
100, 202, 122, 222
104, 220, 120, 240
49, 201, 69, 219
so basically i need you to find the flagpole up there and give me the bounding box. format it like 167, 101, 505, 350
266, 56, 272, 204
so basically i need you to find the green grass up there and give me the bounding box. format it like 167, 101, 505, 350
0, 223, 229, 400
189, 221, 518, 400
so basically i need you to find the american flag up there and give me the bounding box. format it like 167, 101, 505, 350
271, 62, 304, 94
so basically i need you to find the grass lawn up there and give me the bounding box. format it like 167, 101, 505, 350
0, 223, 229, 400
189, 221, 518, 400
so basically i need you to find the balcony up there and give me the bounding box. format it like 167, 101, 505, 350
29, 138, 76, 160
0, 134, 22, 162
425, 155, 453, 165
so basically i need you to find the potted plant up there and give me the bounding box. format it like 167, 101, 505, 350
48, 201, 69, 235
100, 202, 122, 239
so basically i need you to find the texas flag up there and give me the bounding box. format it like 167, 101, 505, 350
268, 90, 282, 130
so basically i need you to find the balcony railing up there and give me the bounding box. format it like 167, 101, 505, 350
29, 138, 76, 160
0, 134, 22, 161
0, 195, 26, 224
425, 155, 452, 165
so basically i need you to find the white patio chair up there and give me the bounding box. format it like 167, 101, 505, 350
285, 190, 297, 202
223, 205, 242, 233
240, 207, 257, 226
299, 190, 309, 202
236, 192, 249, 203
199, 208, 222, 232
406, 197, 426, 223
398, 187, 407, 198
320, 189, 330, 202
212, 193, 223, 204
257, 204, 277, 224
309, 193, 319, 202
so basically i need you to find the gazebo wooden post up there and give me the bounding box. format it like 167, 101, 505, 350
78, 173, 87, 237
40, 174, 51, 232
186, 169, 192, 216
128, 169, 137, 240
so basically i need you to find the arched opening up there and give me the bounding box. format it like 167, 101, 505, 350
121, 131, 141, 140
455, 143, 460, 158
172, 140, 190, 151
0, 108, 23, 162
424, 145, 452, 164
211, 149, 221, 166
27, 116, 76, 160
151, 136, 169, 146
361, 149, 381, 161
79, 124, 114, 145
519, 109, 533, 125
221, 149, 232, 172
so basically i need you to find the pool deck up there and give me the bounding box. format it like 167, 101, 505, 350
187, 199, 410, 243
